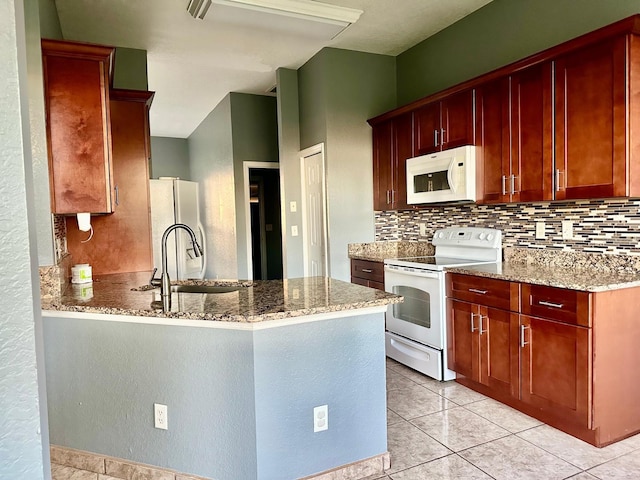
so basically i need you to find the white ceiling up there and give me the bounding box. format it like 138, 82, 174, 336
54, 0, 492, 138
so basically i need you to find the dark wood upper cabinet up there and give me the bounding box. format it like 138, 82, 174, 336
415, 89, 474, 155
66, 90, 154, 275
372, 112, 413, 210
42, 39, 115, 214
477, 63, 553, 204
554, 37, 628, 200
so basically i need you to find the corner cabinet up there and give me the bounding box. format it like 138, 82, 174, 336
371, 112, 413, 210
42, 39, 115, 214
447, 272, 640, 447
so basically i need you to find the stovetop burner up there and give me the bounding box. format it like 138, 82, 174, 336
384, 256, 495, 271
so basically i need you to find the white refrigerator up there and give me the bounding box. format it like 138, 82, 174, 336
149, 178, 206, 280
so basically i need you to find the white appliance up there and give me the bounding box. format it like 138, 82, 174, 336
384, 227, 502, 381
150, 178, 206, 280
406, 145, 477, 204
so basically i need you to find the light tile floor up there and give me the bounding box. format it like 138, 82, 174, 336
373, 358, 640, 480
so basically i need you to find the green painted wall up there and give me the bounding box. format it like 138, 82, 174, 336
113, 47, 148, 91
38, 0, 62, 39
397, 0, 640, 105
296, 48, 396, 281
150, 137, 190, 180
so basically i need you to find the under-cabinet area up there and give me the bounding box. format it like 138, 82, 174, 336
446, 271, 640, 447
368, 16, 640, 210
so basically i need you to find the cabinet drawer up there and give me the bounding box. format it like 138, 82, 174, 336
521, 284, 591, 327
350, 259, 384, 284
447, 273, 519, 311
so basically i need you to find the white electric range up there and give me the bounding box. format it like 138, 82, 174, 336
384, 227, 502, 381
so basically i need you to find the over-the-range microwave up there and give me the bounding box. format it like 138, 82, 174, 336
406, 145, 476, 204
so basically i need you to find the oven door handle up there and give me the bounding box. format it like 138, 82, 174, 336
384, 266, 441, 279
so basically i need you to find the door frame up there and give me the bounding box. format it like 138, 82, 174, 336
243, 161, 279, 280
299, 143, 329, 277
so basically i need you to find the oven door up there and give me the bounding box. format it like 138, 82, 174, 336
384, 266, 444, 350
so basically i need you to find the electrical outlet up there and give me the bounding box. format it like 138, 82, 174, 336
313, 405, 328, 432
535, 222, 546, 240
154, 403, 168, 430
291, 225, 299, 237
290, 201, 297, 213
562, 220, 574, 240
419, 223, 427, 237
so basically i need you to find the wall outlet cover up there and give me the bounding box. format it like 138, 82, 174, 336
313, 405, 328, 432
535, 222, 546, 240
562, 220, 574, 240
154, 403, 168, 430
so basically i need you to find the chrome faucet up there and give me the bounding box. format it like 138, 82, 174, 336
151, 223, 203, 311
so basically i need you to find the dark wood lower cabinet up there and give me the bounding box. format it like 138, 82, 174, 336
350, 259, 385, 291
447, 272, 640, 447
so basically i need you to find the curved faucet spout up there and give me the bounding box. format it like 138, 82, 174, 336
160, 223, 203, 311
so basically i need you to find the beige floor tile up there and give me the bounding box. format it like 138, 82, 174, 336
387, 384, 452, 420
389, 454, 492, 479
517, 424, 634, 470
410, 407, 510, 452
565, 473, 599, 480
587, 449, 640, 479
385, 361, 446, 389
435, 382, 487, 406
387, 408, 403, 425
51, 463, 98, 480
617, 431, 640, 451
464, 397, 543, 433
386, 420, 452, 474
386, 368, 419, 390
459, 435, 581, 480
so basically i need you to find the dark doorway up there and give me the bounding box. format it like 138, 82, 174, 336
249, 168, 283, 279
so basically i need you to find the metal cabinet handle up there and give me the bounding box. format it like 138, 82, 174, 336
386, 190, 391, 205
470, 312, 477, 333
520, 324, 530, 347
479, 314, 487, 335
434, 129, 439, 147
510, 174, 518, 194
114, 185, 120, 206
469, 288, 488, 295
538, 300, 564, 309
555, 169, 564, 192
501, 175, 507, 195
391, 190, 395, 204
361, 269, 373, 273
441, 128, 446, 145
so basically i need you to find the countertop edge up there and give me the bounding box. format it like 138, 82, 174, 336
41, 304, 390, 329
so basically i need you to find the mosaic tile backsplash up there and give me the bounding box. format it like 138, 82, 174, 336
375, 198, 640, 255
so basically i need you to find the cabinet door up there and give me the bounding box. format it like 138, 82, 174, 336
479, 307, 519, 397
372, 120, 394, 210
43, 41, 115, 214
520, 315, 591, 427
66, 90, 154, 274
554, 37, 627, 200
392, 112, 414, 210
447, 299, 480, 381
415, 102, 441, 155
511, 62, 554, 202
477, 78, 510, 204
441, 89, 475, 150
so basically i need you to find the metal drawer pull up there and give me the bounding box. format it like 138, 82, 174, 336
386, 190, 391, 204
361, 269, 373, 273
434, 129, 439, 146
469, 288, 488, 295
470, 312, 477, 333
520, 324, 530, 347
501, 175, 507, 195
538, 300, 564, 309
555, 169, 564, 191
510, 174, 518, 194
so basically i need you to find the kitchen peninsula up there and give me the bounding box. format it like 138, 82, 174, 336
42, 273, 400, 480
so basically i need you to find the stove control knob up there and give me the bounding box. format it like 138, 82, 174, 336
487, 233, 495, 241
437, 232, 444, 239
478, 232, 485, 240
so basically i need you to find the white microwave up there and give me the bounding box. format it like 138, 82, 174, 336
406, 145, 477, 205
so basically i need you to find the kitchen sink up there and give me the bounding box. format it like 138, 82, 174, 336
170, 284, 243, 294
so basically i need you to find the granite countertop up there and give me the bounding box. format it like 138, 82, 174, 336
41, 271, 401, 323
348, 241, 435, 262
447, 262, 640, 292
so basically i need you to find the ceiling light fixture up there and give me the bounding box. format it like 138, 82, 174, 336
188, 0, 362, 28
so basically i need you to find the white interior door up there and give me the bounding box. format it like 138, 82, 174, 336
301, 146, 328, 277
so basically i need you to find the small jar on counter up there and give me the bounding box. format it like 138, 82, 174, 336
71, 264, 92, 284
